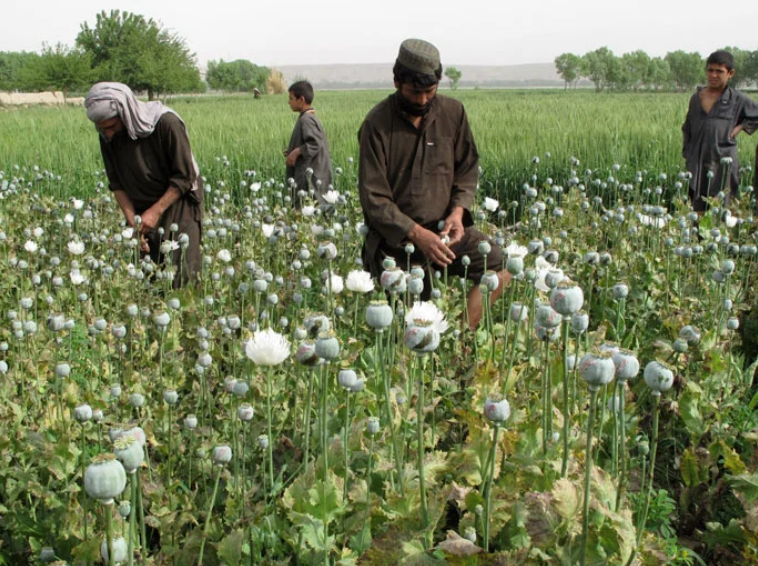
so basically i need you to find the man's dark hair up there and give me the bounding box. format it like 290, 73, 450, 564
392, 61, 442, 87
288, 81, 315, 104
706, 50, 734, 71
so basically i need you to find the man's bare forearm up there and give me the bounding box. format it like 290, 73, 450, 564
148, 186, 182, 217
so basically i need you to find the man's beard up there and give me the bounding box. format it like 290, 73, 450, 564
396, 91, 433, 117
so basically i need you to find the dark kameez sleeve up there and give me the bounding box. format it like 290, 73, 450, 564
99, 138, 124, 192
158, 114, 197, 196
449, 107, 479, 215
298, 114, 326, 160
737, 92, 758, 135
358, 119, 416, 247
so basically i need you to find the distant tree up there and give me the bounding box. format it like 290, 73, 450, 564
583, 47, 616, 92
76, 10, 202, 99
607, 55, 630, 91
18, 43, 93, 95
621, 50, 651, 91
444, 66, 462, 90
645, 57, 671, 91
718, 46, 750, 87
744, 50, 758, 87
206, 59, 269, 92
665, 50, 703, 91
0, 51, 39, 91
554, 53, 582, 90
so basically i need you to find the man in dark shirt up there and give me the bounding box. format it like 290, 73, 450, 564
358, 39, 509, 329
682, 50, 758, 211
85, 82, 203, 287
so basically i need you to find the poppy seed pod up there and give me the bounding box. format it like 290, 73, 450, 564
612, 283, 629, 300
678, 325, 701, 345
380, 267, 407, 294
403, 322, 440, 354
84, 454, 127, 504
644, 361, 674, 395
55, 362, 71, 378
612, 349, 640, 381
74, 404, 93, 423
238, 403, 254, 421
184, 415, 198, 429
113, 435, 144, 474
484, 397, 511, 422
367, 417, 380, 435
578, 350, 616, 391
338, 369, 358, 389
316, 241, 338, 260
510, 302, 529, 322
212, 445, 233, 466
408, 277, 424, 296
727, 317, 739, 331
315, 332, 341, 361
672, 338, 688, 353
480, 271, 499, 292
100, 537, 128, 564
570, 311, 589, 334
366, 300, 393, 330
506, 256, 524, 276
295, 340, 320, 366
550, 281, 584, 316
535, 304, 562, 329
129, 393, 144, 408
163, 390, 179, 405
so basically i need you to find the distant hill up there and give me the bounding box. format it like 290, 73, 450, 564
276, 62, 589, 90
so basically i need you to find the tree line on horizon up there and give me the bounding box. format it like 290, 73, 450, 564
3, 13, 758, 97
0, 10, 286, 99
555, 47, 758, 92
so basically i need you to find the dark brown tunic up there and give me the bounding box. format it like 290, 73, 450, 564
286, 110, 333, 205
358, 93, 502, 294
99, 112, 203, 287
682, 86, 758, 210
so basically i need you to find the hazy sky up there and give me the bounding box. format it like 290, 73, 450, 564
3, 0, 753, 68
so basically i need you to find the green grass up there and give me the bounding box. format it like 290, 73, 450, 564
1, 89, 756, 200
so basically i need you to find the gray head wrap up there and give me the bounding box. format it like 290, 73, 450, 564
85, 81, 201, 189
85, 82, 172, 140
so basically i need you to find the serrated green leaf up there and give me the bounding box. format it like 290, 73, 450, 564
729, 472, 758, 503
217, 528, 244, 565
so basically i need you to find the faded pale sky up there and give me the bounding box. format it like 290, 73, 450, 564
3, 0, 754, 68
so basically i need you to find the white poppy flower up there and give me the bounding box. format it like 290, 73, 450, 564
405, 301, 449, 334
346, 270, 375, 293
322, 190, 340, 204
24, 240, 38, 253
244, 328, 291, 366
483, 197, 499, 212
68, 241, 85, 255
217, 249, 232, 263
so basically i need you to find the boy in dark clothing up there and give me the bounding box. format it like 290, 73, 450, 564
682, 50, 758, 211
285, 81, 333, 207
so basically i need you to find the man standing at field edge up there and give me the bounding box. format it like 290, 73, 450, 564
85, 82, 203, 288
358, 38, 509, 329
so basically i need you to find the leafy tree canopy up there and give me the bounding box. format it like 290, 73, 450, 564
76, 10, 203, 99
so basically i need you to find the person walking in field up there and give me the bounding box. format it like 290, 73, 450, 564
358, 38, 509, 330
682, 50, 758, 212
85, 82, 203, 288
284, 80, 333, 207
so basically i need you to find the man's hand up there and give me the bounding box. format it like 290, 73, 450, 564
408, 224, 455, 266
285, 147, 301, 167
730, 124, 744, 140
440, 207, 465, 246
140, 207, 161, 234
